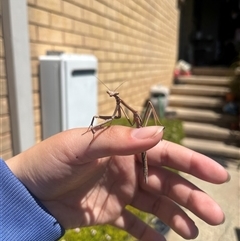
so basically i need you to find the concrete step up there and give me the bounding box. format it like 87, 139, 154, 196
177, 75, 231, 86
166, 107, 238, 126
183, 122, 240, 145
169, 95, 224, 109
182, 137, 240, 160
192, 67, 233, 76
170, 85, 229, 97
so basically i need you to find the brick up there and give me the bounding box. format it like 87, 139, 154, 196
53, 44, 75, 53
36, 0, 61, 12
104, 29, 116, 41
97, 0, 111, 7
38, 27, 63, 44
28, 7, 50, 25
82, 9, 99, 25
0, 78, 7, 97
117, 52, 127, 61
63, 2, 82, 19
92, 1, 106, 14
100, 39, 112, 50
32, 77, 39, 91
70, 0, 92, 8
84, 36, 100, 49
2, 0, 179, 159
31, 60, 39, 76
98, 92, 108, 104
35, 124, 41, 141
112, 42, 121, 52
0, 39, 4, 57
112, 62, 122, 71
0, 97, 9, 115
106, 7, 116, 20
0, 116, 11, 134
64, 32, 83, 46
99, 62, 112, 72
0, 149, 13, 160
106, 51, 117, 61
34, 109, 41, 124
29, 25, 37, 41
33, 93, 40, 108
104, 72, 117, 82
27, 0, 36, 4
35, 137, 42, 144
74, 48, 93, 55
91, 25, 104, 38
0, 133, 12, 152
114, 0, 122, 10
50, 14, 73, 31
93, 50, 105, 61
0, 59, 6, 78
0, 18, 2, 38
73, 21, 91, 35
97, 72, 106, 83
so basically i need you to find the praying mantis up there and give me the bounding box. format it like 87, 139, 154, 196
84, 78, 164, 184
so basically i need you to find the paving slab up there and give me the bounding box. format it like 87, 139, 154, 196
165, 160, 240, 241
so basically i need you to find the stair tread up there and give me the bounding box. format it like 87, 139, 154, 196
177, 75, 230, 86
169, 95, 224, 107
182, 137, 240, 159
171, 84, 229, 91
192, 67, 233, 76
168, 71, 239, 160
169, 95, 223, 102
166, 106, 238, 124
167, 106, 232, 117
183, 121, 240, 140
170, 85, 229, 96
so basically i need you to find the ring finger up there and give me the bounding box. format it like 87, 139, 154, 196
131, 189, 199, 239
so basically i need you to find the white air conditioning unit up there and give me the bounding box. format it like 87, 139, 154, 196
39, 54, 98, 139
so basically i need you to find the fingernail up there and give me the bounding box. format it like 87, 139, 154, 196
131, 126, 164, 139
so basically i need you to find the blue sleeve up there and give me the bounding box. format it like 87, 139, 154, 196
0, 159, 65, 240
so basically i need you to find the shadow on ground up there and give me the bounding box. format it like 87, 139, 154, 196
235, 228, 240, 241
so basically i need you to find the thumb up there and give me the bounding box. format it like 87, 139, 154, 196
58, 125, 165, 162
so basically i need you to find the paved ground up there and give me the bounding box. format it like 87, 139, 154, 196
165, 157, 240, 241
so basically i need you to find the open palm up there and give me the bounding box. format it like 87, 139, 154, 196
8, 126, 229, 241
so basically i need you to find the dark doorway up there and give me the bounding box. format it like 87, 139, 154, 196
178, 0, 240, 67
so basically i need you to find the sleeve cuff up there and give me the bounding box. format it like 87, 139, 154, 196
0, 159, 65, 240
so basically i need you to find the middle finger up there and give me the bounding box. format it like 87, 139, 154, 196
138, 165, 225, 225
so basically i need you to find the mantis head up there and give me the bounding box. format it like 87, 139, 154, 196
107, 90, 119, 97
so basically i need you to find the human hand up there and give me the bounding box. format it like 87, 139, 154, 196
6, 126, 229, 241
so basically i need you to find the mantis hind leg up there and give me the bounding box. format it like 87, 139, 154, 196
140, 101, 163, 183
142, 101, 162, 127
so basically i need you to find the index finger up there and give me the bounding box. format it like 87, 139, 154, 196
147, 140, 230, 184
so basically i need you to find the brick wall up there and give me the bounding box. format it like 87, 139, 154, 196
29, 0, 179, 142
1, 0, 179, 157
0, 3, 13, 160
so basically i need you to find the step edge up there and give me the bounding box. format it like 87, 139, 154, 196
182, 138, 240, 159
